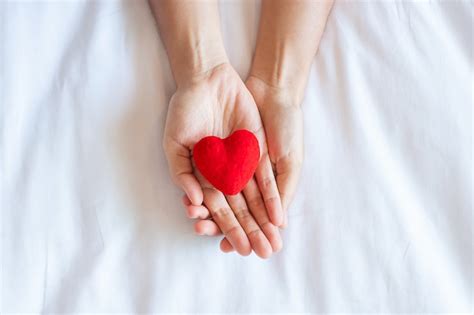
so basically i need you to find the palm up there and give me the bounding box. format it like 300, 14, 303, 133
165, 64, 264, 168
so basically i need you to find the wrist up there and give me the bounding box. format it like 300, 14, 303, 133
246, 74, 303, 110
249, 55, 309, 107
250, 44, 311, 106
171, 39, 229, 87
151, 0, 229, 88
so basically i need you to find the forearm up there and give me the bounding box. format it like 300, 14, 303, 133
250, 0, 334, 104
149, 0, 228, 86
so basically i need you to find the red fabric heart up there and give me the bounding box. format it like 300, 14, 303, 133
193, 130, 260, 195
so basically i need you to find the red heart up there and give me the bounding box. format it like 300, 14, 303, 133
193, 130, 260, 195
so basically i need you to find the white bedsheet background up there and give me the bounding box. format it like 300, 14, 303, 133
1, 0, 472, 313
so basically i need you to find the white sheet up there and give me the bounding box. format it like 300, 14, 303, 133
1, 0, 472, 313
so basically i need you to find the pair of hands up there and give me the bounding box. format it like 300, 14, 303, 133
163, 63, 303, 258
151, 0, 333, 258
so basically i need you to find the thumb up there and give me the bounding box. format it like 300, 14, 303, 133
275, 155, 302, 228
164, 140, 203, 206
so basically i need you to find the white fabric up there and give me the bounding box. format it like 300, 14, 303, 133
1, 0, 472, 313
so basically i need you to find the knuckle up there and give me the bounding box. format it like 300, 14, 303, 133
264, 195, 279, 204
259, 220, 273, 229
224, 225, 240, 237
260, 176, 276, 189
211, 207, 232, 220
234, 207, 252, 221
247, 228, 262, 238
247, 196, 265, 209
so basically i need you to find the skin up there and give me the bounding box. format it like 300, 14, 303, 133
186, 78, 304, 252
149, 0, 333, 256
191, 0, 334, 252
149, 0, 283, 258
164, 63, 283, 258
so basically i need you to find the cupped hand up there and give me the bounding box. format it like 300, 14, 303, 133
163, 63, 283, 258
246, 75, 304, 227
192, 74, 304, 253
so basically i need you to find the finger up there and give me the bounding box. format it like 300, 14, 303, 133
186, 205, 211, 219
255, 154, 283, 227
183, 195, 211, 219
194, 219, 221, 236
203, 187, 252, 256
182, 195, 191, 206
243, 178, 283, 253
176, 171, 203, 206
220, 238, 234, 253
275, 156, 302, 228
226, 193, 273, 259
164, 140, 203, 205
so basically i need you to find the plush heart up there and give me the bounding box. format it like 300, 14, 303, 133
193, 130, 260, 195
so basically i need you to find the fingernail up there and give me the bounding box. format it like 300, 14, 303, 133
182, 194, 191, 206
